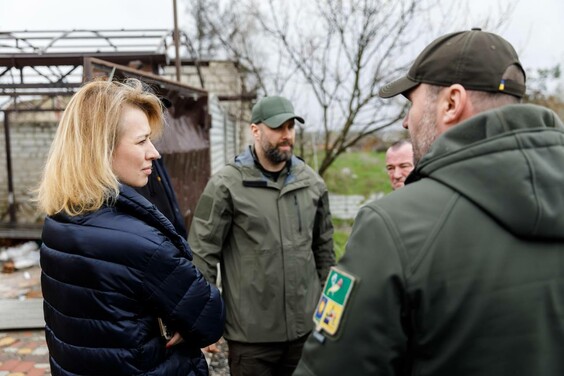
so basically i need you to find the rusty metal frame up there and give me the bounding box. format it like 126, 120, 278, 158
0, 29, 174, 101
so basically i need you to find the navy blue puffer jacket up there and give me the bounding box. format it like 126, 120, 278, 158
40, 185, 225, 376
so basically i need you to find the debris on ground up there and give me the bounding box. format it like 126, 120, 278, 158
0, 241, 40, 273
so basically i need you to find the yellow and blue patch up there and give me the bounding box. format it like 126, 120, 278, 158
313, 267, 356, 336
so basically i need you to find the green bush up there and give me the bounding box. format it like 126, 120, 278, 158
319, 151, 391, 198
317, 151, 392, 260
332, 218, 355, 261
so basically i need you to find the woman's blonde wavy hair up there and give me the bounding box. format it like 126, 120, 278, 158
37, 78, 164, 216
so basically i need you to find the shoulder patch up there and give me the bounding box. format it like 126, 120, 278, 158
193, 194, 214, 221
313, 266, 356, 336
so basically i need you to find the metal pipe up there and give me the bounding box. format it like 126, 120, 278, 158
3, 111, 16, 223
172, 0, 182, 82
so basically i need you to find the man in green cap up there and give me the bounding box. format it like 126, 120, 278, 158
189, 96, 335, 375
295, 29, 564, 375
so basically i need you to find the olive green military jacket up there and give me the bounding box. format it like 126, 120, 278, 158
295, 104, 564, 375
189, 147, 335, 343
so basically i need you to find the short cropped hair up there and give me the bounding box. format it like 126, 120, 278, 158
388, 139, 412, 151
37, 78, 164, 216
467, 65, 525, 112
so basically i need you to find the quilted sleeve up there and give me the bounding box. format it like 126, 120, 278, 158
143, 239, 225, 348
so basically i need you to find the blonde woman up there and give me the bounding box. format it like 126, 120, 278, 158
37, 78, 224, 376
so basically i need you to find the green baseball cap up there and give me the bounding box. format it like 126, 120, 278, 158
251, 96, 304, 128
379, 28, 526, 99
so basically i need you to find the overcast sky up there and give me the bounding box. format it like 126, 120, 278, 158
0, 0, 562, 72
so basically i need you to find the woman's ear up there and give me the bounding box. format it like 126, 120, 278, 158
438, 84, 468, 131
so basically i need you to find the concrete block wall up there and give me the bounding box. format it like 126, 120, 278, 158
329, 193, 384, 220
0, 120, 57, 223
163, 61, 243, 95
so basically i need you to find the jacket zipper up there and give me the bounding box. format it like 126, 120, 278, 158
294, 194, 302, 233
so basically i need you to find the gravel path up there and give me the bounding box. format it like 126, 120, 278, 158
206, 338, 229, 376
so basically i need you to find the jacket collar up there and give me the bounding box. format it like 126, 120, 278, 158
229, 146, 312, 194
117, 185, 191, 256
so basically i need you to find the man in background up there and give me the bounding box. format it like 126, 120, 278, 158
189, 96, 335, 376
385, 140, 414, 190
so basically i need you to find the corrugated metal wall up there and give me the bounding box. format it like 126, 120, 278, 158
155, 100, 210, 232
161, 149, 209, 232
209, 94, 238, 175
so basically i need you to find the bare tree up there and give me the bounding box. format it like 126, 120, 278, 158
190, 0, 219, 57
526, 65, 564, 121
254, 0, 426, 175
182, 0, 266, 95
182, 0, 516, 176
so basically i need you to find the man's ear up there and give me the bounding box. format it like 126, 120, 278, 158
250, 123, 260, 139
438, 84, 468, 131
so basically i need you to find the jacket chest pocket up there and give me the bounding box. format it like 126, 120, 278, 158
283, 192, 316, 239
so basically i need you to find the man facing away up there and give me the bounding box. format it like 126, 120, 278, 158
189, 96, 335, 376
294, 28, 564, 376
385, 140, 414, 190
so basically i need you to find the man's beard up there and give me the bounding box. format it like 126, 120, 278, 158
411, 101, 439, 166
262, 140, 293, 165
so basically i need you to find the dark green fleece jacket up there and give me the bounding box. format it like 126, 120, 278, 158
295, 104, 564, 376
